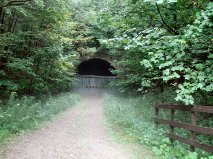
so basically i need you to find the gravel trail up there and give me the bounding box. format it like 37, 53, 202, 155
0, 97, 131, 159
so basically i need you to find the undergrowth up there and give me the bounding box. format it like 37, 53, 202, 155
0, 92, 80, 143
103, 91, 213, 159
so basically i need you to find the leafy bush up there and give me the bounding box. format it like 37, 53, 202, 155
0, 93, 80, 143
100, 2, 213, 105
103, 92, 213, 159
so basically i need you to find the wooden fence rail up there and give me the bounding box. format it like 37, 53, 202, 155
154, 104, 213, 153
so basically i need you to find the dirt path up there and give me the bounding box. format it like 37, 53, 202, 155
0, 97, 133, 159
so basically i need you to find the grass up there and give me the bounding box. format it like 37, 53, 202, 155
104, 113, 157, 159
0, 92, 80, 143
103, 91, 213, 159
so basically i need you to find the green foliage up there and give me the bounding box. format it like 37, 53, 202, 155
103, 92, 213, 158
0, 93, 80, 142
99, 1, 213, 105
0, 0, 81, 98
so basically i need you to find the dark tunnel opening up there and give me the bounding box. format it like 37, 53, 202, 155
77, 58, 116, 76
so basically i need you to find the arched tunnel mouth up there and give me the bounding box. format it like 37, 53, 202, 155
77, 58, 116, 76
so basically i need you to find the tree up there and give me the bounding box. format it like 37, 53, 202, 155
99, 0, 213, 105
0, 0, 79, 98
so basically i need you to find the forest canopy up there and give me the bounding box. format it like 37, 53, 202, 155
0, 0, 212, 105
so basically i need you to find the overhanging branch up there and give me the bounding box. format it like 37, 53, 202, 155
155, 3, 178, 35
1, 0, 31, 8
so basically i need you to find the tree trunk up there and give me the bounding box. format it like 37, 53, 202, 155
8, 10, 16, 32
0, 7, 5, 33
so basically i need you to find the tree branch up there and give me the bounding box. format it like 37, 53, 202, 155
155, 3, 178, 35
1, 0, 31, 8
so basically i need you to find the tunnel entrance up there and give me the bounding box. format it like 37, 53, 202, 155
77, 58, 115, 76
75, 58, 117, 96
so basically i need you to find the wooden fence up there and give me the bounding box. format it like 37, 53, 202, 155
154, 104, 213, 153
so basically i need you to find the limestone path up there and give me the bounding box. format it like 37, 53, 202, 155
0, 97, 155, 159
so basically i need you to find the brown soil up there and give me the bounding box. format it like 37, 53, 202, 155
0, 97, 155, 159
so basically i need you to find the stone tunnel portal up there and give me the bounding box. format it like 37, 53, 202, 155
75, 58, 117, 96
77, 58, 116, 76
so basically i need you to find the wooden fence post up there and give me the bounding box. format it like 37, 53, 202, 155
155, 107, 159, 128
190, 110, 196, 151
170, 109, 175, 143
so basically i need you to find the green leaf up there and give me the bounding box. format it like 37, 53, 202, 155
156, 0, 164, 4
163, 69, 170, 76
168, 0, 177, 3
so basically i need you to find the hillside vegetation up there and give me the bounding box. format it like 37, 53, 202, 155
1, 1, 212, 105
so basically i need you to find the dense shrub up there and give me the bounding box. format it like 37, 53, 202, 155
100, 2, 213, 105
